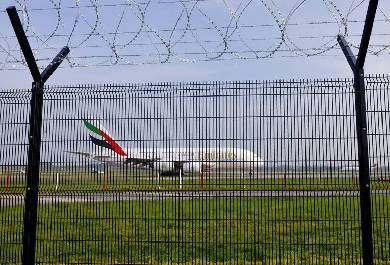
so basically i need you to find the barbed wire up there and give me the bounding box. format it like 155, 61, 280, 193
0, 0, 389, 70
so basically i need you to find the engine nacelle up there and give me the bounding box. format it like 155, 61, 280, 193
182, 162, 201, 173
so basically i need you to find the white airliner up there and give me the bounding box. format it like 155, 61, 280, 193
341, 163, 377, 172
68, 120, 264, 177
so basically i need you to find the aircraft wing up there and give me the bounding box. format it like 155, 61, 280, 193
66, 150, 159, 168
66, 151, 120, 162
124, 157, 159, 168
65, 151, 94, 158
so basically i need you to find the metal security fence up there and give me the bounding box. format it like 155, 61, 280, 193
0, 90, 30, 264
366, 76, 390, 263
1, 77, 389, 264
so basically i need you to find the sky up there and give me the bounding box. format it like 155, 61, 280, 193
0, 0, 389, 89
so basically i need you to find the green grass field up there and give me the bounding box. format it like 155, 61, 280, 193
1, 170, 389, 264
1, 195, 389, 264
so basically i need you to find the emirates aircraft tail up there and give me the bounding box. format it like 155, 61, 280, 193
83, 120, 128, 157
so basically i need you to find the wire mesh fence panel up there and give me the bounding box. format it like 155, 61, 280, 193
0, 89, 30, 264
31, 79, 367, 265
1, 77, 389, 264
365, 75, 390, 264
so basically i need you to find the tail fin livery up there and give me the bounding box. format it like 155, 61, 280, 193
84, 120, 128, 157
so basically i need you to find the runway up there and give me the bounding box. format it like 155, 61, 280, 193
1, 189, 389, 206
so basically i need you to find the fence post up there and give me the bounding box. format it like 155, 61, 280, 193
337, 1, 378, 264
23, 81, 44, 265
354, 68, 374, 265
6, 6, 70, 265
338, 38, 374, 265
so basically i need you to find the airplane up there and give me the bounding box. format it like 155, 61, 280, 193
67, 120, 264, 179
341, 163, 377, 172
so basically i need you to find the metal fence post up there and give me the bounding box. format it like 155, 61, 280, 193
337, 1, 378, 264
6, 6, 70, 264
338, 36, 374, 265
354, 68, 374, 265
22, 81, 44, 265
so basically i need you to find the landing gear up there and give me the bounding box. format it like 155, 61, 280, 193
199, 165, 204, 189
179, 169, 183, 190
157, 169, 183, 190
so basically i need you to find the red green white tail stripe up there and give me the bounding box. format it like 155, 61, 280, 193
84, 120, 128, 157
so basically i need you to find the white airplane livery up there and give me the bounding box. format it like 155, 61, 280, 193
68, 120, 264, 176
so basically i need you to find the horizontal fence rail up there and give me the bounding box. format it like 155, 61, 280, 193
0, 77, 389, 264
